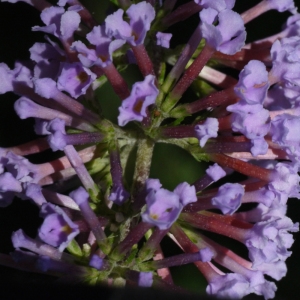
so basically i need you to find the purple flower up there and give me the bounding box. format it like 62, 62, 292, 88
194, 0, 236, 11
89, 254, 104, 270
156, 32, 172, 48
105, 2, 155, 46
4, 152, 38, 183
268, 162, 300, 199
270, 36, 300, 87
206, 163, 226, 181
32, 6, 81, 45
118, 75, 158, 126
57, 62, 96, 98
173, 182, 197, 206
227, 102, 270, 155
145, 178, 162, 192
0, 172, 22, 207
142, 188, 181, 230
270, 113, 300, 162
211, 183, 244, 215
138, 272, 153, 287
255, 260, 287, 281
283, 14, 300, 38
199, 247, 214, 262
0, 63, 16, 94
23, 183, 47, 206
72, 25, 125, 68
108, 186, 130, 205
207, 273, 251, 299
46, 118, 67, 151
0, 62, 33, 95
195, 118, 219, 147
266, 0, 297, 13
142, 179, 196, 230
29, 39, 66, 79
244, 217, 299, 267
38, 202, 79, 252
234, 60, 269, 105
200, 8, 246, 54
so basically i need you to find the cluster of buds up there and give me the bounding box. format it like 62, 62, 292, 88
0, 0, 300, 298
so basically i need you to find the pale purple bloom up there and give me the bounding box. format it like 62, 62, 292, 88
245, 216, 299, 267
265, 84, 291, 110
34, 119, 51, 135
255, 260, 287, 281
0, 62, 33, 94
270, 113, 300, 162
89, 254, 103, 270
266, 0, 297, 13
227, 102, 270, 155
173, 182, 197, 206
105, 2, 155, 46
270, 36, 300, 87
142, 180, 196, 230
0, 172, 22, 207
72, 25, 125, 68
70, 187, 106, 244
142, 188, 182, 230
234, 60, 269, 105
92, 38, 126, 68
156, 32, 172, 48
0, 63, 16, 94
29, 39, 66, 79
194, 0, 235, 11
230, 103, 270, 137
251, 138, 269, 157
38, 202, 79, 252
32, 6, 81, 44
195, 118, 219, 147
108, 186, 130, 205
34, 77, 58, 99
250, 280, 277, 300
206, 163, 226, 181
14, 97, 43, 120
57, 62, 96, 98
71, 41, 99, 68
5, 152, 38, 183
24, 183, 47, 206
118, 75, 158, 126
200, 8, 246, 55
58, 0, 78, 6
268, 162, 300, 199
138, 272, 153, 287
283, 14, 300, 38
46, 118, 67, 151
212, 183, 244, 215
199, 247, 214, 262
207, 273, 251, 299
145, 178, 162, 193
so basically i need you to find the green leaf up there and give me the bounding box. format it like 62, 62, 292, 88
67, 239, 83, 257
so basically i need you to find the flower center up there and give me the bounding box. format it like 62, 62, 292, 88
77, 71, 89, 83
133, 98, 144, 114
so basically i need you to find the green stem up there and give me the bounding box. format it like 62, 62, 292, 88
131, 137, 155, 203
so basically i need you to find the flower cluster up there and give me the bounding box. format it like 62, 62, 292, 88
1, 0, 300, 299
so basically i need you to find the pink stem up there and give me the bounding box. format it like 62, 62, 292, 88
132, 44, 155, 77
103, 63, 130, 100
167, 44, 215, 107
209, 153, 271, 182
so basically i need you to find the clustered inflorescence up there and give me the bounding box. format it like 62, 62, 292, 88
1, 0, 300, 299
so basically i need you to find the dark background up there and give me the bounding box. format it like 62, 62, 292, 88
0, 1, 300, 299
